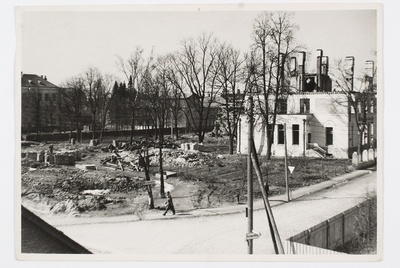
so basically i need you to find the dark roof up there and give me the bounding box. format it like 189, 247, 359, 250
21, 74, 59, 88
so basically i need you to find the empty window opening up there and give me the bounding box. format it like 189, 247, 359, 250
300, 99, 310, 113
278, 124, 284, 144
326, 127, 333, 145
292, 124, 299, 145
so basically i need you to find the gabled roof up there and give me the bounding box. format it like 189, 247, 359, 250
21, 74, 59, 88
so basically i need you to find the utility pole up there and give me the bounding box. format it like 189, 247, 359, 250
247, 95, 254, 254
170, 112, 174, 138
250, 140, 285, 254
345, 56, 356, 158
284, 123, 290, 202
303, 119, 306, 157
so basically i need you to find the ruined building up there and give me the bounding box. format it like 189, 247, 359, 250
237, 51, 377, 159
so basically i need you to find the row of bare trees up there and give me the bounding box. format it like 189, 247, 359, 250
59, 68, 117, 142
28, 11, 374, 163
52, 11, 307, 160
112, 11, 303, 157
22, 11, 376, 202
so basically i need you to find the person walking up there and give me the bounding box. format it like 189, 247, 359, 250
163, 191, 175, 216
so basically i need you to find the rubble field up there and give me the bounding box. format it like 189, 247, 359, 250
20, 135, 353, 218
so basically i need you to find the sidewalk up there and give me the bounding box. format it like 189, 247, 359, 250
47, 168, 373, 227
160, 168, 373, 219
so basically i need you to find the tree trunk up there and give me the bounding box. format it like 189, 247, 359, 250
99, 127, 104, 142
99, 113, 107, 142
75, 119, 81, 142
266, 122, 273, 160
175, 118, 179, 140
358, 130, 363, 161
154, 118, 159, 140
143, 150, 154, 209
130, 110, 135, 145
92, 114, 96, 140
159, 122, 165, 198
229, 135, 234, 155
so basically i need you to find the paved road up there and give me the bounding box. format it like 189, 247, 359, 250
56, 171, 376, 255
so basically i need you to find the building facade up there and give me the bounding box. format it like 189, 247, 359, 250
21, 73, 64, 134
238, 92, 352, 158
237, 52, 377, 159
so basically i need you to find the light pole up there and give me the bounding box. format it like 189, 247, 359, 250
247, 94, 254, 254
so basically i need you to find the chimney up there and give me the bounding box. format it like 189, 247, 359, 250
44, 76, 47, 81
321, 56, 329, 76
316, 49, 323, 91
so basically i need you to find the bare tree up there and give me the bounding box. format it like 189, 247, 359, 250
215, 44, 247, 154
83, 67, 103, 140
137, 146, 155, 209
170, 33, 222, 143
59, 76, 86, 141
140, 55, 173, 198
170, 86, 184, 140
331, 58, 377, 160
116, 47, 154, 144
252, 11, 300, 160
98, 74, 117, 141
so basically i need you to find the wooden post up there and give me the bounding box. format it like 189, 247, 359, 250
250, 140, 285, 254
247, 95, 254, 254
303, 119, 306, 157
284, 123, 290, 202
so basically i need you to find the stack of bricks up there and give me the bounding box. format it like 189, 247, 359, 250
25, 152, 38, 161
36, 151, 45, 162
52, 152, 75, 165
59, 149, 82, 161
180, 142, 203, 151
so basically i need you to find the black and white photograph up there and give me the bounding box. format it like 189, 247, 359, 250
14, 2, 383, 263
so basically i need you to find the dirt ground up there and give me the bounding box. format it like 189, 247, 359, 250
20, 134, 353, 219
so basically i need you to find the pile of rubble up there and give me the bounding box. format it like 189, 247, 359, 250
148, 149, 218, 168
98, 140, 221, 170
22, 147, 83, 166
21, 169, 149, 215
104, 138, 178, 152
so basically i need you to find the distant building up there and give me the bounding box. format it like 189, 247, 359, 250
21, 73, 62, 134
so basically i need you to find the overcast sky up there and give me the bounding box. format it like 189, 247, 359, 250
19, 6, 377, 87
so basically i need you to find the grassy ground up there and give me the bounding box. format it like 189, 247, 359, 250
175, 154, 352, 206
20, 134, 353, 217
